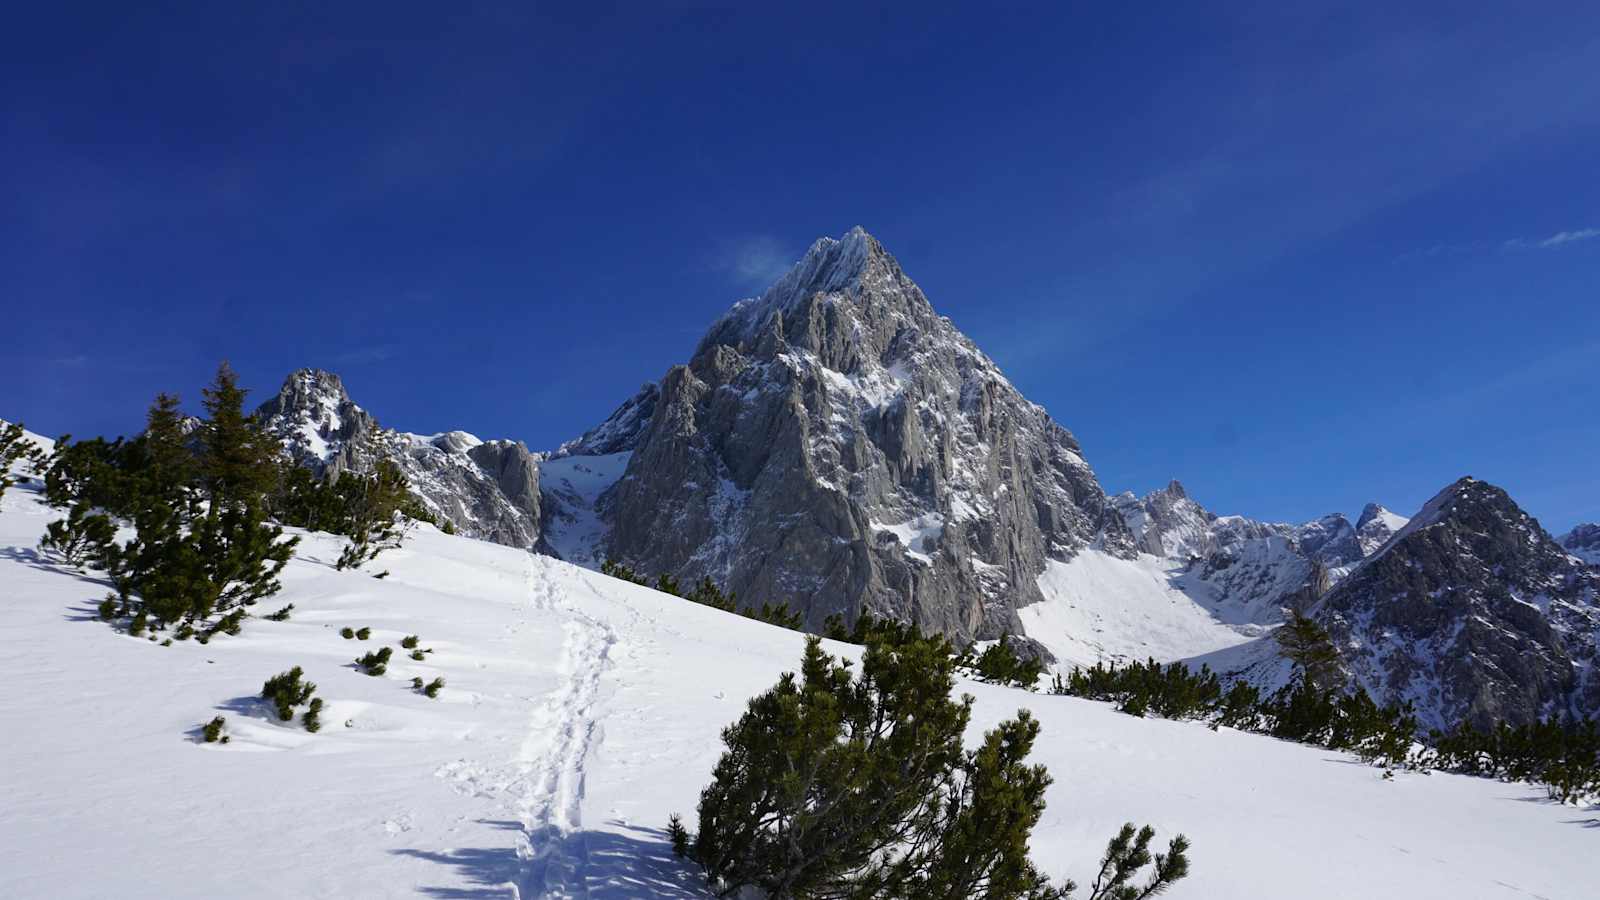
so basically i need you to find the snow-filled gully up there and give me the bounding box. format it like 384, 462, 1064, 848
512, 564, 617, 899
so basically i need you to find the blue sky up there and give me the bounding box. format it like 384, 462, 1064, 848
6, 3, 1598, 531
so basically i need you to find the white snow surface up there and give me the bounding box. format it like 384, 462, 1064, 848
1021, 552, 1269, 668
1, 483, 1594, 899
537, 451, 632, 566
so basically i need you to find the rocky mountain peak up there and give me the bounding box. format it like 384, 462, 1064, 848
256, 369, 375, 474
1561, 523, 1600, 566
1321, 476, 1600, 728
1354, 502, 1409, 556
586, 227, 1131, 639
692, 226, 945, 378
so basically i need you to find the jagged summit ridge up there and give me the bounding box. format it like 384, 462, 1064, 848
694, 226, 923, 358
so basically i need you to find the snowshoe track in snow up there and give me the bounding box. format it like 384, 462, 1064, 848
513, 562, 617, 899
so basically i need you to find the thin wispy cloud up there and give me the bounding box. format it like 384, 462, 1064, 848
1503, 228, 1600, 250
1398, 227, 1599, 261
712, 235, 796, 292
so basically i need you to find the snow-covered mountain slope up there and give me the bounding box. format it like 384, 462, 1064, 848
1322, 478, 1600, 729
1561, 522, 1600, 566
1017, 551, 1271, 668
536, 450, 631, 567
558, 227, 1136, 640
1025, 481, 1399, 668
257, 369, 544, 548
1, 481, 1593, 900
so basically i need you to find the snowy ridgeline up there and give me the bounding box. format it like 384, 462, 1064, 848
0, 477, 1594, 900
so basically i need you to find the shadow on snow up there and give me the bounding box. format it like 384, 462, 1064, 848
393, 819, 707, 899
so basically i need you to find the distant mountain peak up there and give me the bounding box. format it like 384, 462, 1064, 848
1354, 502, 1408, 556
1322, 475, 1600, 728
1560, 522, 1600, 566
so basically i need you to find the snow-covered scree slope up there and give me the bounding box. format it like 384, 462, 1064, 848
1, 483, 1594, 899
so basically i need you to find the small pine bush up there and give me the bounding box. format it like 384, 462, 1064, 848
423, 677, 444, 698
303, 697, 324, 733
264, 604, 294, 622
129, 609, 148, 637
39, 503, 118, 569
667, 813, 691, 857
411, 676, 424, 690
356, 627, 371, 640
965, 634, 1046, 689
175, 623, 195, 641
356, 647, 392, 676
202, 716, 227, 743
410, 649, 426, 661
97, 596, 117, 621
261, 666, 317, 721
340, 627, 355, 639
401, 634, 419, 649
373, 570, 390, 580
214, 608, 246, 636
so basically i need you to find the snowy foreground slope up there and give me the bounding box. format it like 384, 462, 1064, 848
0, 485, 1594, 900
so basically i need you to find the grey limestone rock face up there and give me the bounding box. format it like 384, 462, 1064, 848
256, 369, 543, 548
586, 228, 1134, 640
1320, 478, 1600, 729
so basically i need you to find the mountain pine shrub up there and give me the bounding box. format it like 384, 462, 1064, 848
356, 647, 392, 676
303, 697, 324, 733
673, 633, 1191, 899
964, 634, 1046, 689
202, 716, 228, 743
39, 503, 118, 569
0, 420, 46, 508
261, 666, 316, 721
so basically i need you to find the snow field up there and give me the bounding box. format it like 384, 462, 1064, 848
1, 477, 1594, 899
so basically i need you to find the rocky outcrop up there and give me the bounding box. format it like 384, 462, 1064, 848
1561, 523, 1600, 566
1112, 481, 1373, 624
1320, 478, 1600, 729
571, 227, 1134, 639
256, 369, 543, 548
1355, 503, 1409, 556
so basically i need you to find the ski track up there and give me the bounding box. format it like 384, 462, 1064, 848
512, 558, 618, 899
